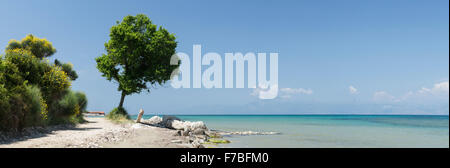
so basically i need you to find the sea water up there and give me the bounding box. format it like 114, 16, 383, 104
132, 115, 449, 148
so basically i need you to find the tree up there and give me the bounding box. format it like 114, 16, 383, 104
95, 14, 178, 114
55, 59, 78, 80
6, 34, 56, 59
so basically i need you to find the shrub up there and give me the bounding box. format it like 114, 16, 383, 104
0, 59, 26, 93
6, 34, 56, 59
22, 85, 48, 127
74, 91, 87, 112
54, 59, 78, 81
57, 91, 79, 116
106, 107, 130, 121
0, 86, 9, 129
47, 90, 87, 125
40, 65, 71, 99
47, 90, 76, 123
3, 49, 48, 85
0, 34, 87, 131
0, 84, 47, 130
0, 59, 30, 131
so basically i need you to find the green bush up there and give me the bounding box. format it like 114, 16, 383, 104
47, 90, 86, 124
55, 60, 78, 81
0, 84, 47, 130
40, 65, 71, 99
22, 85, 48, 127
3, 49, 48, 85
0, 34, 87, 131
0, 59, 28, 131
57, 90, 79, 116
6, 34, 56, 59
74, 91, 87, 112
106, 107, 130, 121
0, 59, 26, 93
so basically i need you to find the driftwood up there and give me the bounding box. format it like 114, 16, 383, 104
136, 109, 144, 123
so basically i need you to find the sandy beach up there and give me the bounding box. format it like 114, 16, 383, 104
0, 117, 191, 148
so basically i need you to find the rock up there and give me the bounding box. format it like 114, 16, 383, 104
192, 128, 205, 135
162, 115, 181, 122
194, 135, 208, 141
171, 140, 183, 144
145, 116, 163, 125
191, 139, 205, 148
208, 138, 231, 144
160, 116, 208, 136
169, 120, 187, 130
174, 130, 182, 136
170, 120, 207, 131
188, 121, 207, 130
161, 115, 182, 128
181, 130, 189, 136
205, 131, 222, 138
192, 141, 204, 148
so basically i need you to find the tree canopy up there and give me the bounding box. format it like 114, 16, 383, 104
6, 34, 56, 59
95, 14, 179, 114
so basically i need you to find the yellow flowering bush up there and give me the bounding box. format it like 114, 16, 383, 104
6, 34, 56, 59
1, 34, 87, 130
41, 66, 71, 96
40, 96, 48, 122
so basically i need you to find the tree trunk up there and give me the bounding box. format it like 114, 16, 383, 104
118, 91, 126, 108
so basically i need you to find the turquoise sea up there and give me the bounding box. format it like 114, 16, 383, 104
132, 115, 449, 148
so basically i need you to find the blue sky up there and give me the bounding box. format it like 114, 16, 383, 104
0, 0, 448, 115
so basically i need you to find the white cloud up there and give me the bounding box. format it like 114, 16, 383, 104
349, 85, 358, 95
373, 81, 449, 103
418, 81, 449, 95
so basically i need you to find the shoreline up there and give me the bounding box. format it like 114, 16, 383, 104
2, 115, 446, 148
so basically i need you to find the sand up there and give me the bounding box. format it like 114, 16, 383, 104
0, 117, 191, 148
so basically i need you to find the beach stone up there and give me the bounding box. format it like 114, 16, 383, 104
170, 120, 187, 130
171, 140, 183, 144
173, 130, 182, 136
160, 116, 209, 144
191, 139, 205, 148
162, 115, 182, 128
192, 128, 205, 135
162, 115, 181, 122
145, 116, 163, 125
205, 131, 222, 138
181, 130, 190, 136
172, 120, 207, 131
192, 142, 204, 148
195, 135, 207, 141
188, 121, 207, 131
